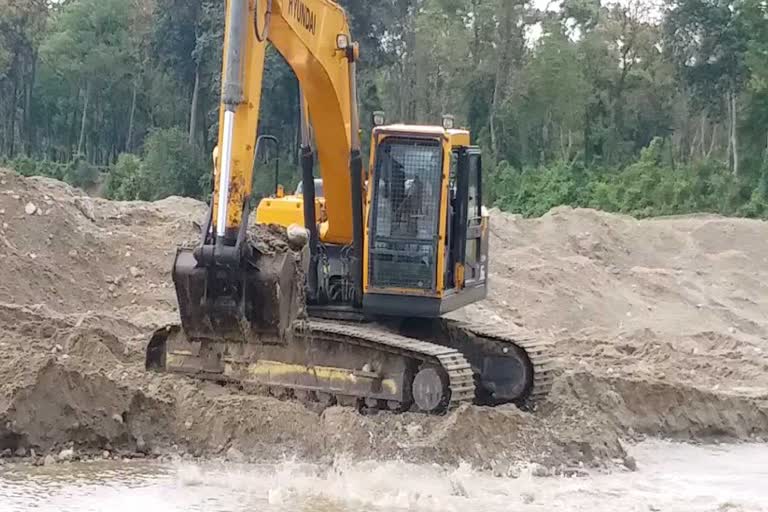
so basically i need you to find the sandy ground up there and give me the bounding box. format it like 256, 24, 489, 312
0, 169, 765, 472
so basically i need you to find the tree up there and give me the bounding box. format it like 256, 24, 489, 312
665, 0, 750, 175
40, 0, 134, 160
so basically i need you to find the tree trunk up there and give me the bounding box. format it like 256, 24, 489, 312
764, 131, 768, 166
126, 79, 138, 152
689, 119, 699, 161
725, 94, 732, 169
24, 50, 37, 156
188, 66, 200, 146
8, 67, 18, 158
471, 0, 480, 62
68, 100, 78, 159
706, 123, 717, 159
584, 103, 592, 164
730, 90, 739, 176
77, 82, 91, 157
489, 3, 514, 162
490, 78, 500, 160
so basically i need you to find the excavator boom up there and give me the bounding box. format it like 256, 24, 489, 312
212, 0, 357, 245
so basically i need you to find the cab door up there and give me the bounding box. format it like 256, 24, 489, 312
464, 148, 484, 285
452, 147, 485, 288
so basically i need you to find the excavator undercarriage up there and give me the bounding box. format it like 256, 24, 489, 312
146, 315, 554, 414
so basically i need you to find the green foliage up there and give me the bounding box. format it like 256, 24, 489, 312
141, 127, 207, 199
104, 128, 207, 201
5, 155, 98, 189
64, 155, 99, 189
491, 160, 592, 217
489, 138, 765, 219
105, 153, 144, 201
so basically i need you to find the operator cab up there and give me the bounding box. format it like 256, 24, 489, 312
363, 123, 489, 317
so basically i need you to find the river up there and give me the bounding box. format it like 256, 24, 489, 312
1, 440, 766, 512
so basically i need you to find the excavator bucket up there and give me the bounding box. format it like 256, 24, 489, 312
145, 239, 304, 375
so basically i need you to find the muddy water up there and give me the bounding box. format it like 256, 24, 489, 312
1, 440, 766, 512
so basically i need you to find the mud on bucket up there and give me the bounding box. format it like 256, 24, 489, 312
146, 243, 302, 371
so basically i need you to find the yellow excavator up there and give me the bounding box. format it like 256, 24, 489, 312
146, 0, 552, 413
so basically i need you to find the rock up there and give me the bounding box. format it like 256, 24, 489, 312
43, 454, 56, 466
405, 423, 422, 437
102, 451, 111, 459
1, 448, 11, 458
286, 224, 309, 249
449, 479, 469, 498
623, 455, 638, 471
24, 202, 37, 215
530, 462, 550, 477
558, 467, 589, 477
136, 436, 147, 453
112, 413, 123, 424
14, 446, 26, 457
521, 492, 535, 504
225, 446, 245, 463
58, 448, 75, 461
68, 249, 78, 257
129, 266, 143, 278
108, 284, 116, 293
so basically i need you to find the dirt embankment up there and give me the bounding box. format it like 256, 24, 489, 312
0, 169, 766, 472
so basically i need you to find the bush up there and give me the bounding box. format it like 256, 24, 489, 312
63, 155, 99, 188
105, 153, 144, 200
141, 127, 207, 200
104, 128, 208, 201
487, 138, 764, 219
490, 160, 593, 217
7, 156, 80, 185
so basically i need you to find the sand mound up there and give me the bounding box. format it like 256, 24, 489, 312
0, 170, 766, 470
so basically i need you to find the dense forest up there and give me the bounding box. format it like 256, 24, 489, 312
1, 0, 767, 217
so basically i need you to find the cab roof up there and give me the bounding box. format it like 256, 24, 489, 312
373, 124, 472, 147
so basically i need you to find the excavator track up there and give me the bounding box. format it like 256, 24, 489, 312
444, 320, 555, 407
147, 319, 476, 414
304, 320, 477, 409
396, 318, 555, 408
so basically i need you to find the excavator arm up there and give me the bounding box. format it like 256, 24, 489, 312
212, 0, 360, 246
153, 0, 364, 350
